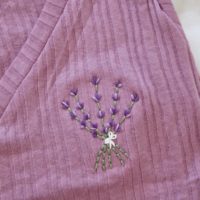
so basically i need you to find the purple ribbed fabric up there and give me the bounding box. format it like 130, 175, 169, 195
0, 0, 200, 199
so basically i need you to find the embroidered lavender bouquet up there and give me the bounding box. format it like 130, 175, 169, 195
61, 76, 139, 172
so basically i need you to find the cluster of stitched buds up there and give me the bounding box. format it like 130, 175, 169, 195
61, 75, 139, 139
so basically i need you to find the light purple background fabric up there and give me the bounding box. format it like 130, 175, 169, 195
0, 0, 200, 199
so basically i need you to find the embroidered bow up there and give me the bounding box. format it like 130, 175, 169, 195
104, 131, 117, 149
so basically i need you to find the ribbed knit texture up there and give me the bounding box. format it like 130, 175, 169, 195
0, 0, 200, 199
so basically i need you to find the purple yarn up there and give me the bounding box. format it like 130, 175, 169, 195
112, 93, 120, 101
76, 102, 84, 110
97, 110, 105, 118
91, 75, 100, 85
61, 100, 70, 109
114, 80, 123, 88
70, 88, 78, 96
131, 92, 139, 102
92, 93, 102, 102
110, 107, 118, 115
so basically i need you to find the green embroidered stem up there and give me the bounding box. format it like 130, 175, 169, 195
101, 145, 107, 171
112, 147, 125, 166
94, 144, 128, 172
94, 148, 103, 172
115, 144, 129, 158
108, 147, 113, 168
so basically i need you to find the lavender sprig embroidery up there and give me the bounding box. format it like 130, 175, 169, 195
61, 76, 139, 172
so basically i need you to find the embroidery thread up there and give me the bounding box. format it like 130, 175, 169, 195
61, 76, 139, 172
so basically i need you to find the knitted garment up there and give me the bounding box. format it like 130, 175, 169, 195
0, 0, 200, 199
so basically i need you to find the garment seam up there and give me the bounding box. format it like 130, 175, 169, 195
0, 1, 68, 119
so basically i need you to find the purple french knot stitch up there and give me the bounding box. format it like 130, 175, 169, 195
80, 120, 86, 128
124, 108, 131, 117
91, 122, 98, 129
97, 110, 105, 118
108, 119, 116, 128
110, 107, 118, 115
83, 113, 90, 121
91, 75, 101, 85
131, 92, 139, 102
76, 102, 84, 110
114, 80, 123, 88
62, 75, 139, 172
61, 100, 70, 109
69, 110, 76, 120
92, 92, 102, 102
70, 88, 78, 96
112, 93, 120, 101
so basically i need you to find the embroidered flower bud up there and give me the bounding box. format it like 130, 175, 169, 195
112, 93, 120, 101
114, 80, 123, 88
80, 120, 86, 129
61, 100, 70, 109
91, 75, 100, 85
70, 88, 78, 96
131, 92, 139, 102
83, 113, 90, 121
91, 122, 98, 129
114, 123, 121, 133
124, 108, 131, 117
102, 126, 109, 134
76, 102, 84, 110
69, 111, 76, 120
92, 93, 102, 102
97, 110, 105, 118
110, 107, 118, 115
91, 129, 98, 138
108, 119, 116, 128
